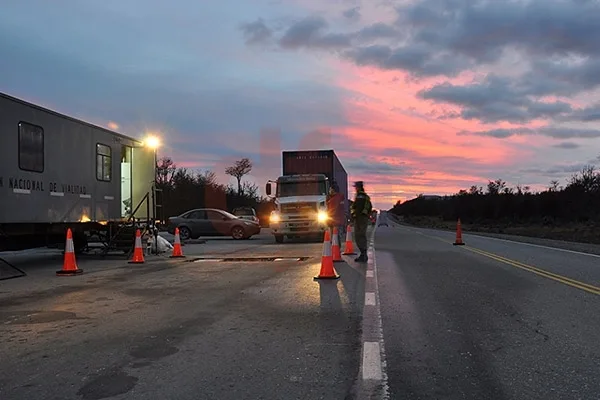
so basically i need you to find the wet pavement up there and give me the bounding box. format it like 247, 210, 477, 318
0, 230, 367, 400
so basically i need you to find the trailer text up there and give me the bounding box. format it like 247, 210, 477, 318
1, 176, 87, 195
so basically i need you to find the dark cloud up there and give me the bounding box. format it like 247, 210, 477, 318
418, 75, 573, 124
241, 0, 600, 128
521, 164, 589, 176
559, 103, 600, 122
552, 142, 580, 149
278, 16, 351, 49
343, 44, 469, 77
458, 127, 600, 139
240, 18, 273, 45
394, 0, 600, 63
344, 156, 410, 176
342, 7, 361, 21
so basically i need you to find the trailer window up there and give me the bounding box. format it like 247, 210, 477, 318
18, 122, 44, 173
96, 143, 112, 181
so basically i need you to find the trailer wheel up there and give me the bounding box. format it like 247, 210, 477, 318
274, 235, 284, 244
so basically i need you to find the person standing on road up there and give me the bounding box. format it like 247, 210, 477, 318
350, 181, 372, 262
326, 183, 346, 245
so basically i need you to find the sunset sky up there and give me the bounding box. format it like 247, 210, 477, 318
2, 0, 600, 209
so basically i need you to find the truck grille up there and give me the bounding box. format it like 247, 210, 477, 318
281, 202, 317, 214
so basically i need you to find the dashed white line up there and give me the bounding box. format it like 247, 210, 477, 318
365, 292, 376, 306
362, 342, 383, 380
355, 219, 389, 399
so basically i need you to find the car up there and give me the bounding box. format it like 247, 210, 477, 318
166, 208, 261, 240
232, 206, 260, 225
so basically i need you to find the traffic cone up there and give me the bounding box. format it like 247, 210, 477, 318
342, 224, 356, 255
314, 230, 339, 280
170, 227, 185, 258
453, 218, 465, 246
332, 227, 343, 263
128, 229, 146, 263
56, 228, 83, 276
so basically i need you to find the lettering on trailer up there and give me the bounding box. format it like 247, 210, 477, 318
8, 178, 44, 192
1, 176, 87, 195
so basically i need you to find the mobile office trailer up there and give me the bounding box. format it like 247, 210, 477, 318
0, 91, 157, 253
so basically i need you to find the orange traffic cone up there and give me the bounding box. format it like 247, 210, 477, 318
128, 229, 146, 263
56, 228, 83, 276
170, 227, 185, 258
342, 224, 356, 255
314, 229, 339, 280
453, 218, 465, 246
332, 227, 343, 263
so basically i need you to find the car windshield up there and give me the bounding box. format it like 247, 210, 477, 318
277, 181, 327, 197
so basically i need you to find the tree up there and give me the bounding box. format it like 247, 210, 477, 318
225, 158, 253, 195
156, 157, 177, 188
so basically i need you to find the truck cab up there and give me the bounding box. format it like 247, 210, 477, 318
266, 174, 330, 243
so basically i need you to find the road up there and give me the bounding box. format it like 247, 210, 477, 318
3, 218, 600, 400
0, 230, 367, 400
374, 212, 600, 400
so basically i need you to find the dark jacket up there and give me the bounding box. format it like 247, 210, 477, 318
351, 189, 372, 218
326, 192, 346, 225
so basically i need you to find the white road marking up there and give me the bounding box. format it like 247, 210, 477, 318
357, 221, 389, 399
365, 292, 376, 306
362, 342, 383, 380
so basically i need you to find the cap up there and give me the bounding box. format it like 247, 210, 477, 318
353, 181, 364, 188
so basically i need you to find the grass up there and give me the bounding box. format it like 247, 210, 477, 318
396, 215, 600, 245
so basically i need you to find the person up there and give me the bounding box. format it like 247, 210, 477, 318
350, 181, 372, 262
326, 183, 346, 245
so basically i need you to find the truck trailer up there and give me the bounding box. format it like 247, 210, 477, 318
265, 150, 348, 243
0, 91, 158, 255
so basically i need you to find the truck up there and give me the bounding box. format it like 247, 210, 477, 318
265, 149, 348, 243
0, 91, 159, 256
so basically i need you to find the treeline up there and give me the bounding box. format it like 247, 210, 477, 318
390, 165, 600, 225
155, 157, 274, 226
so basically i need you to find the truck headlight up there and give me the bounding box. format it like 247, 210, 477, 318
270, 212, 280, 223
317, 210, 328, 223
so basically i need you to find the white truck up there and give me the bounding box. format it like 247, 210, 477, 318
265, 150, 348, 243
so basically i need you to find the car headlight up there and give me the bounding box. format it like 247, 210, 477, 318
270, 212, 280, 223
317, 210, 328, 223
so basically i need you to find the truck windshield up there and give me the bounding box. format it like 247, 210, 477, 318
277, 181, 327, 197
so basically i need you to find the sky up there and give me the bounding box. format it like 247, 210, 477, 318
2, 0, 600, 209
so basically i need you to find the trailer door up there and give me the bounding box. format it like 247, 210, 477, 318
131, 146, 155, 220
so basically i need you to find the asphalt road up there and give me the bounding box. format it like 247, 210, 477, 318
376, 213, 600, 400
0, 230, 367, 400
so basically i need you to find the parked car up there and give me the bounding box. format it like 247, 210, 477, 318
166, 208, 261, 240
232, 207, 260, 224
